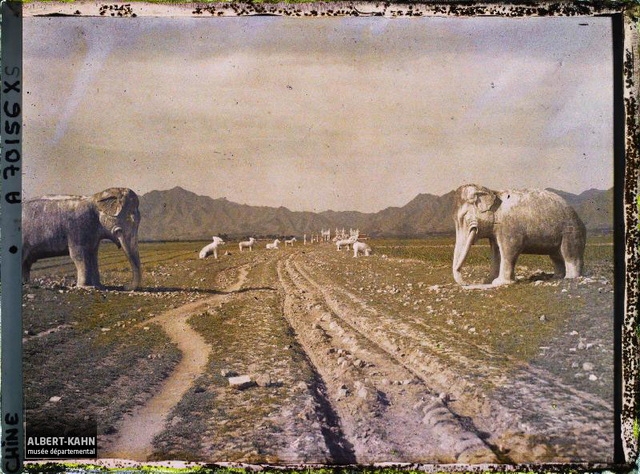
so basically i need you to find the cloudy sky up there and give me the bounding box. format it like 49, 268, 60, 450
24, 14, 613, 212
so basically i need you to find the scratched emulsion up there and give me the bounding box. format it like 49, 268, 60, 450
26, 1, 631, 18
622, 25, 640, 463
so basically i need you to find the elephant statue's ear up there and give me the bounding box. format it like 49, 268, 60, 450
94, 188, 126, 217
474, 190, 497, 213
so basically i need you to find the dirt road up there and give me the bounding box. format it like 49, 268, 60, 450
278, 254, 499, 463
24, 239, 615, 465
277, 249, 613, 463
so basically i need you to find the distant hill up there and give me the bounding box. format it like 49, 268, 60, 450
137, 186, 613, 241
138, 187, 334, 241
546, 188, 613, 233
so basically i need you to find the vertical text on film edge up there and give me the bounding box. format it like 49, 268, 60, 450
3, 65, 21, 204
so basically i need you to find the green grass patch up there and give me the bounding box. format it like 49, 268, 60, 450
374, 236, 613, 279
24, 320, 181, 436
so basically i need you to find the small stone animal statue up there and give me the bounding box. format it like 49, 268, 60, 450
22, 187, 142, 290
266, 239, 281, 250
239, 237, 256, 252
353, 241, 371, 257
336, 235, 358, 251
452, 184, 586, 286
199, 236, 225, 259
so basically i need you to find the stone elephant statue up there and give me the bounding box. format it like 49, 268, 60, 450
452, 184, 586, 286
22, 187, 142, 290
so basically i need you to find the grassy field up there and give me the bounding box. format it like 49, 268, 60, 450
23, 235, 616, 464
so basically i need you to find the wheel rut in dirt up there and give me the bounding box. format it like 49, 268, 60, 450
288, 250, 613, 461
303, 362, 357, 463
101, 265, 250, 461
277, 253, 498, 463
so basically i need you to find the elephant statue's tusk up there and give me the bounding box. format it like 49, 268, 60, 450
453, 227, 477, 284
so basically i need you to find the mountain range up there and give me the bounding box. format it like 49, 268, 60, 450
137, 186, 614, 241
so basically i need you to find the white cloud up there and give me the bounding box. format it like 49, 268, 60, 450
24, 15, 614, 211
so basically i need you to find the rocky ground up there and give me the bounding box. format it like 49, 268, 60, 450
22, 238, 615, 466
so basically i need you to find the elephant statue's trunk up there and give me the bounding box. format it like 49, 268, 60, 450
125, 249, 142, 291
453, 224, 477, 285
115, 229, 142, 290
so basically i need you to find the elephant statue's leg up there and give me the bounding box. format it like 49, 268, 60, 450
485, 238, 501, 284
69, 245, 101, 288
564, 257, 583, 279
85, 251, 101, 286
561, 234, 584, 279
69, 252, 89, 287
564, 259, 582, 278
493, 240, 519, 286
549, 252, 567, 279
